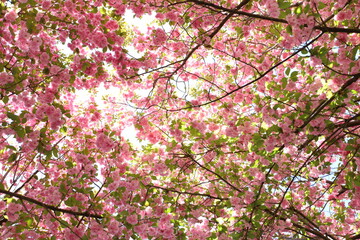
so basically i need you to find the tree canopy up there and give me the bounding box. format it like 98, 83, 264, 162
0, 0, 360, 239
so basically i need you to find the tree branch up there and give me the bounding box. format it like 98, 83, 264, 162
0, 188, 103, 219
168, 32, 324, 111
182, 151, 243, 193
264, 208, 332, 240
186, 0, 360, 34
314, 26, 360, 33
147, 184, 229, 200
297, 73, 360, 131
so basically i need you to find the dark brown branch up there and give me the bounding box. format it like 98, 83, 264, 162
187, 0, 287, 23
168, 33, 324, 111
351, 233, 360, 239
182, 151, 243, 193
186, 0, 360, 34
297, 73, 360, 131
165, 0, 251, 80
47, 210, 83, 239
290, 207, 328, 237
273, 130, 348, 225
14, 170, 39, 194
298, 111, 359, 151
147, 184, 229, 200
0, 188, 103, 219
246, 164, 275, 238
339, 119, 360, 128
314, 26, 360, 33
264, 208, 332, 240
208, 0, 251, 39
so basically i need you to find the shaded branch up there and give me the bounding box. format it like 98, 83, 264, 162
338, 119, 360, 128
0, 188, 103, 219
264, 208, 332, 240
147, 184, 229, 200
164, 0, 251, 82
14, 170, 39, 194
351, 233, 360, 239
181, 151, 243, 193
297, 73, 360, 131
314, 26, 360, 34
186, 0, 360, 34
168, 33, 324, 111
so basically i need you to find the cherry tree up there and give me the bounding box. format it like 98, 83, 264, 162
0, 0, 360, 239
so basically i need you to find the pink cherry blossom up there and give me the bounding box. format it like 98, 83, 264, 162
0, 72, 14, 85
126, 214, 138, 225
96, 133, 115, 152
0, 0, 359, 239
5, 11, 17, 22
152, 28, 167, 46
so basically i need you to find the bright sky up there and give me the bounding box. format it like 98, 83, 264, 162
68, 10, 157, 144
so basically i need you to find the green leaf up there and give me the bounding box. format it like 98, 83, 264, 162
345, 145, 354, 151
133, 194, 141, 202
6, 145, 17, 151
278, 0, 291, 9
14, 126, 26, 138
345, 172, 355, 189
26, 19, 36, 34
64, 197, 78, 207
281, 77, 287, 88
7, 112, 20, 122
99, 7, 106, 14
2, 96, 9, 104
188, 126, 201, 137
267, 125, 282, 133
303, 4, 310, 13
9, 153, 17, 163
301, 48, 309, 55
295, 6, 302, 14
25, 217, 33, 227
59, 183, 67, 195
60, 126, 67, 134
218, 225, 228, 233
43, 68, 50, 74
247, 231, 256, 239
253, 95, 260, 104
65, 161, 74, 168
52, 147, 59, 158
82, 62, 91, 71
317, 2, 326, 9
290, 71, 299, 80
285, 25, 292, 35
354, 175, 360, 187
285, 67, 291, 76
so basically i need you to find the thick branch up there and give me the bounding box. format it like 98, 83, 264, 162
339, 119, 360, 128
0, 188, 103, 219
314, 26, 360, 33
351, 233, 360, 239
187, 0, 360, 34
297, 73, 360, 131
